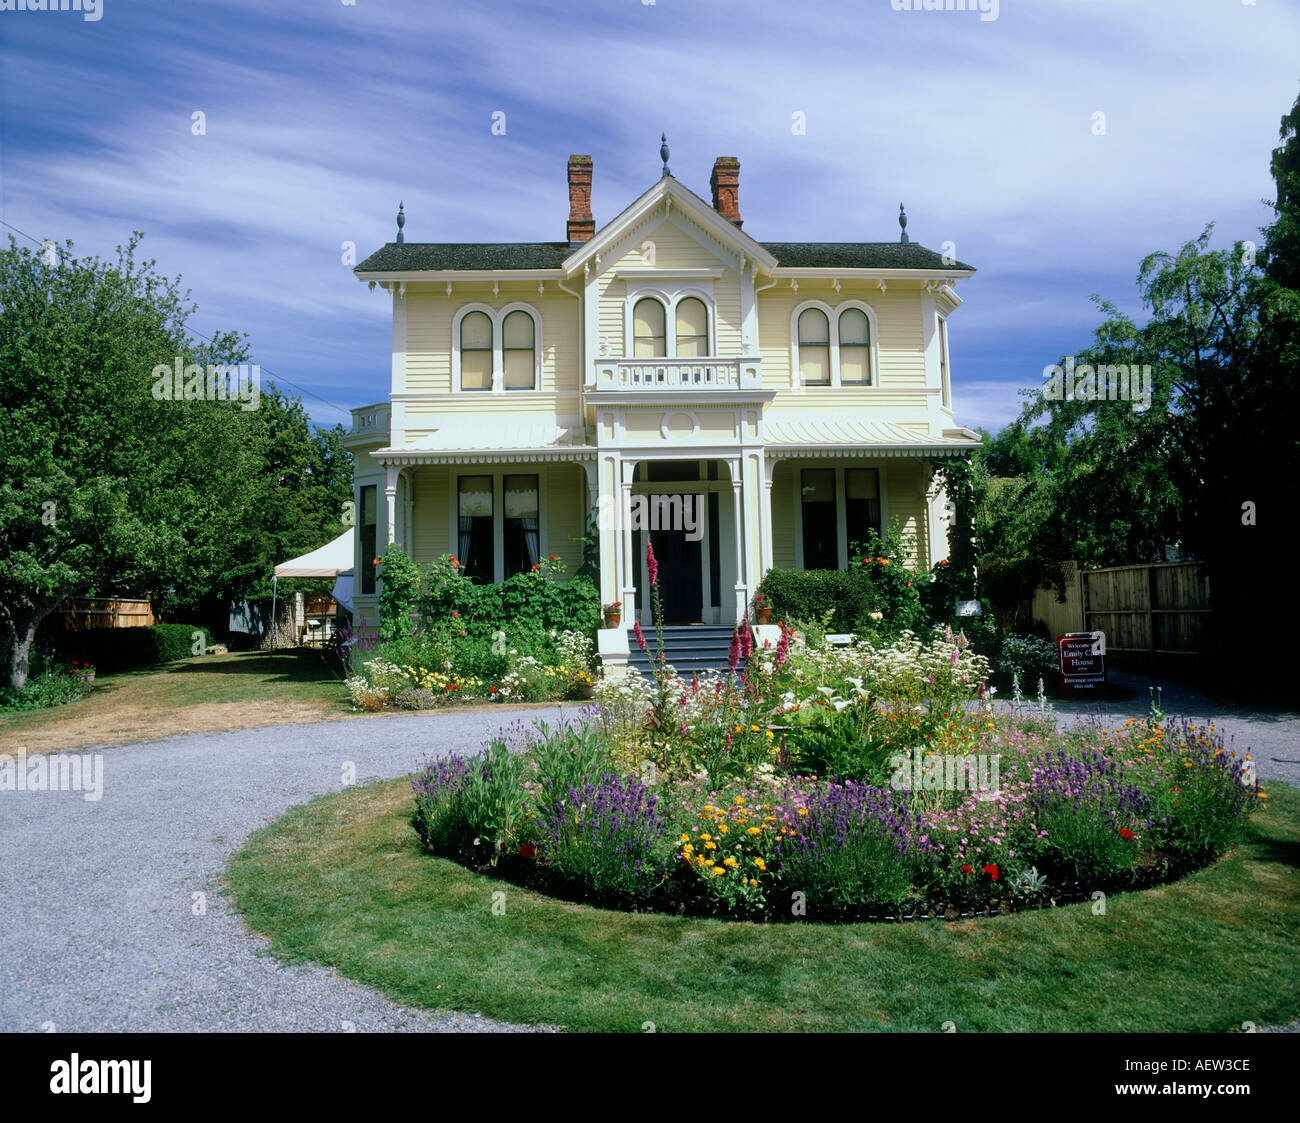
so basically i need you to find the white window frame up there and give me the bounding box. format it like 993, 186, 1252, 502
447, 466, 550, 585
791, 462, 889, 570
789, 299, 881, 390
623, 285, 717, 358
450, 302, 544, 393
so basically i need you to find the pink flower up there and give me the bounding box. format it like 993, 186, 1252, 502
646, 541, 659, 586
740, 624, 753, 660
728, 627, 741, 672
633, 621, 647, 652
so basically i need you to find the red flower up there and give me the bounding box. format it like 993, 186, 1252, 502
905, 581, 912, 587
548, 554, 557, 561
1119, 827, 1135, 839
459, 631, 466, 637
982, 864, 999, 881
939, 559, 949, 567
877, 557, 889, 565
518, 843, 536, 859
489, 686, 497, 694
646, 541, 659, 586
633, 620, 647, 652
372, 558, 382, 566
531, 563, 541, 571
451, 611, 459, 618
961, 864, 974, 874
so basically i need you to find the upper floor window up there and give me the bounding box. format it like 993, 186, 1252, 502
791, 300, 880, 389
633, 297, 667, 357
797, 308, 831, 386
502, 310, 535, 391
453, 304, 542, 392
675, 297, 709, 358
459, 311, 493, 391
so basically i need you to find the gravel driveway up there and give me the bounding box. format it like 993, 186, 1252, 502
0, 706, 579, 1033
1, 677, 1295, 1034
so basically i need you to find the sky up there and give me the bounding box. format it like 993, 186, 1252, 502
2, 0, 1297, 434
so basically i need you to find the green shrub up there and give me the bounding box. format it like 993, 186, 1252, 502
50, 624, 214, 672
394, 686, 436, 710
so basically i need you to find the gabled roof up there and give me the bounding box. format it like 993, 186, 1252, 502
762, 242, 975, 272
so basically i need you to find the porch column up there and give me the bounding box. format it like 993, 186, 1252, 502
384, 465, 398, 547
761, 455, 777, 580
402, 468, 416, 554
595, 454, 620, 612
621, 457, 638, 623
728, 457, 746, 623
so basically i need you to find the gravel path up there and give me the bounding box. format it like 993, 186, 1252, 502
0, 706, 579, 1033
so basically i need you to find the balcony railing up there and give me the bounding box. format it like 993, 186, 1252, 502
348, 403, 391, 441
593, 356, 762, 392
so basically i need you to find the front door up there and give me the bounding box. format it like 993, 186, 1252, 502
646, 524, 704, 623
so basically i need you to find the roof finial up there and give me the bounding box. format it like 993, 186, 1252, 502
660, 133, 671, 178
396, 201, 406, 245
898, 202, 909, 244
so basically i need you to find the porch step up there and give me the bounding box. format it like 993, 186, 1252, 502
625, 624, 745, 675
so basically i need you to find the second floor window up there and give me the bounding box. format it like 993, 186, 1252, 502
460, 311, 493, 391
633, 297, 667, 358
502, 310, 535, 391
838, 308, 872, 385
797, 308, 831, 386
675, 297, 709, 358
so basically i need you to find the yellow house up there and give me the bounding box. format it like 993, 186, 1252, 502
346, 143, 980, 664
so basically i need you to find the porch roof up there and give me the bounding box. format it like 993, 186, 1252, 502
375, 417, 595, 465
762, 411, 981, 457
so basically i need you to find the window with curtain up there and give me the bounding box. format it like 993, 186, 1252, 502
674, 297, 709, 358
633, 298, 667, 357
845, 468, 881, 551
800, 468, 838, 569
360, 485, 377, 594
459, 311, 493, 391
502, 310, 535, 390
797, 308, 831, 385
503, 474, 540, 577
839, 307, 872, 385
457, 475, 494, 583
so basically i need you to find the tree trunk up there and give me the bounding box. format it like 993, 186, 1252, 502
7, 615, 39, 692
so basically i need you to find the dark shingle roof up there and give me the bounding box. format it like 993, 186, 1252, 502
760, 242, 975, 271
355, 240, 974, 274
355, 242, 573, 272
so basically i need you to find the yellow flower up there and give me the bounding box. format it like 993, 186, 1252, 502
754, 858, 767, 871
705, 841, 717, 850
797, 808, 808, 816
747, 826, 762, 836
750, 879, 758, 887
683, 844, 694, 853
679, 834, 689, 843
717, 824, 728, 834
704, 859, 715, 867
700, 833, 711, 841
750, 724, 760, 733
723, 858, 738, 868
733, 796, 744, 805
712, 867, 726, 877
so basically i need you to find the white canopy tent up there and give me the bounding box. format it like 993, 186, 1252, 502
270, 529, 354, 650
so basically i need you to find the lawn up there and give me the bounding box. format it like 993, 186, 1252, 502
224, 774, 1300, 1033
0, 650, 356, 752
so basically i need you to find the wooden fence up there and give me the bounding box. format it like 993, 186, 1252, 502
1022, 561, 1211, 658
51, 597, 156, 631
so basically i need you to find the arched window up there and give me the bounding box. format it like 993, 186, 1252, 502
797, 308, 830, 386
838, 307, 872, 385
675, 297, 709, 358
633, 298, 667, 358
459, 311, 493, 391
502, 310, 535, 390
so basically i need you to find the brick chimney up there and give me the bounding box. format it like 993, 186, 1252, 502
566, 154, 595, 243
710, 156, 742, 228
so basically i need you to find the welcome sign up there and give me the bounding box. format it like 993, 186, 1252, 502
1059, 631, 1107, 694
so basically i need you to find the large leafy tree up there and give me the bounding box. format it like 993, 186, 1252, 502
0, 234, 352, 689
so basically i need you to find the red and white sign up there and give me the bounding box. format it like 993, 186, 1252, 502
1058, 631, 1106, 694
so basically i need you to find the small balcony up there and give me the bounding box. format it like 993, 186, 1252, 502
592, 356, 762, 392
345, 403, 391, 447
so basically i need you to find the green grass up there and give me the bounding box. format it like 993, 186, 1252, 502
224, 778, 1300, 1033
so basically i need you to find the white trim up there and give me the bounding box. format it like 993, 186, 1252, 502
789, 298, 881, 391
450, 302, 544, 394
937, 313, 952, 410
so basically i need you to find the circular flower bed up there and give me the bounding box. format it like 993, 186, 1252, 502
411, 705, 1263, 923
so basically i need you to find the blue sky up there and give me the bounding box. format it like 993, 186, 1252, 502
2, 0, 1297, 433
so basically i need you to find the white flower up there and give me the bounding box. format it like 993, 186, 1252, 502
869, 611, 883, 621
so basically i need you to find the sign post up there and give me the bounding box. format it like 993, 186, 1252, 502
1058, 631, 1106, 695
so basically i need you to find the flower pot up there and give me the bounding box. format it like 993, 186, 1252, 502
570, 683, 596, 700
603, 611, 621, 629
81, 672, 95, 685
754, 607, 772, 625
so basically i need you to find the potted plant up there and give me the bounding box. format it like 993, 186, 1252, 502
568, 669, 597, 700
752, 594, 772, 626
70, 660, 95, 684
602, 601, 622, 629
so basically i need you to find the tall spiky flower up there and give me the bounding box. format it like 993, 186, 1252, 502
728, 626, 742, 672
633, 620, 647, 652
646, 540, 659, 586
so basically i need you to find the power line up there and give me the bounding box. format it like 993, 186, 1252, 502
2, 219, 358, 425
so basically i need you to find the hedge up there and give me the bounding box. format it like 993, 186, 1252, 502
51, 624, 215, 672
